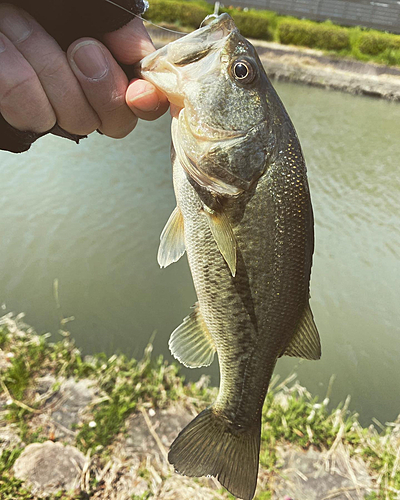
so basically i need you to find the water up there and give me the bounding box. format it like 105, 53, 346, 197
0, 82, 399, 426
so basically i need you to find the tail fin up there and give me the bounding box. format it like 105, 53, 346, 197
168, 407, 261, 500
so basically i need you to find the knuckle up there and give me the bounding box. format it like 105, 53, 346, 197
99, 114, 138, 139
0, 66, 55, 132
36, 51, 68, 80
96, 91, 138, 137
101, 91, 127, 115
0, 66, 37, 109
59, 114, 101, 136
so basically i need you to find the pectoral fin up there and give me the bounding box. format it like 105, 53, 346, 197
157, 206, 185, 268
203, 207, 237, 277
282, 302, 321, 360
169, 303, 216, 368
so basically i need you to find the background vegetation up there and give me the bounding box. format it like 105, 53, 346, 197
144, 0, 400, 66
1, 315, 400, 499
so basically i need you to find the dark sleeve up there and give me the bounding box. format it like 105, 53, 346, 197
0, 0, 146, 153
9, 0, 147, 50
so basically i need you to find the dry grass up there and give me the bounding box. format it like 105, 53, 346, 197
1, 313, 400, 499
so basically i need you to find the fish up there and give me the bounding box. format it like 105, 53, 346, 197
139, 13, 321, 500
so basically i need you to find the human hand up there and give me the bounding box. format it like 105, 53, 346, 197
0, 3, 169, 140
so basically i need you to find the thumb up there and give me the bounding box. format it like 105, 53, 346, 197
102, 17, 169, 120
102, 17, 155, 65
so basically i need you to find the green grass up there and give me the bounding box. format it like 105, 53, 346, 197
262, 392, 357, 449
0, 448, 23, 475
0, 448, 32, 500
0, 326, 98, 442
0, 316, 210, 454
278, 18, 351, 51
1, 316, 400, 499
255, 492, 272, 500
259, 388, 357, 469
76, 345, 186, 451
144, 0, 400, 67
259, 382, 400, 497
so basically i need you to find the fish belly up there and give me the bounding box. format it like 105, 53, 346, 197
173, 152, 313, 428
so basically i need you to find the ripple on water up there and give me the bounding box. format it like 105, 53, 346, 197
0, 84, 399, 425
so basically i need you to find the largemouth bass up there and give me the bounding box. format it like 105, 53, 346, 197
139, 14, 321, 500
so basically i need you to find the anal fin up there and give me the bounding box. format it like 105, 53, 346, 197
157, 206, 185, 268
282, 302, 321, 360
169, 303, 216, 368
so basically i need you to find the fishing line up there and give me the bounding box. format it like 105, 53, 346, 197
104, 0, 188, 35
200, 0, 221, 26
200, 14, 218, 28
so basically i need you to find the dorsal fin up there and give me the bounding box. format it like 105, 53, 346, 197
169, 303, 216, 368
282, 302, 321, 360
157, 206, 185, 268
202, 206, 237, 277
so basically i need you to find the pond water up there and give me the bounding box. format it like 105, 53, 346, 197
0, 81, 399, 427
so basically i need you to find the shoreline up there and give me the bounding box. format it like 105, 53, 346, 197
1, 313, 400, 499
255, 39, 400, 101
148, 27, 400, 101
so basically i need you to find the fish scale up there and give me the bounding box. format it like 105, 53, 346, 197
139, 13, 321, 500
173, 124, 311, 423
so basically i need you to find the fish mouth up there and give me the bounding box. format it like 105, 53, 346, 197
139, 14, 261, 196
139, 14, 245, 141
138, 14, 237, 109
139, 14, 236, 70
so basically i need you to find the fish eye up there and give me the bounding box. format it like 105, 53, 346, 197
232, 58, 256, 84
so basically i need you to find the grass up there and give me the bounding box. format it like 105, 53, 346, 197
259, 378, 400, 496
144, 0, 400, 67
1, 313, 400, 499
75, 344, 186, 451
0, 448, 34, 500
0, 316, 191, 451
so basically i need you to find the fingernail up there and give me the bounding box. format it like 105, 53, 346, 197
71, 41, 108, 80
0, 9, 32, 43
127, 81, 160, 112
129, 92, 160, 112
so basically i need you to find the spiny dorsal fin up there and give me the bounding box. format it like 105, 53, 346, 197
202, 206, 237, 277
169, 303, 216, 368
157, 206, 185, 268
283, 302, 321, 360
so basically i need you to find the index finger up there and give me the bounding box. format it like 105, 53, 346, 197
103, 17, 155, 64
103, 17, 169, 120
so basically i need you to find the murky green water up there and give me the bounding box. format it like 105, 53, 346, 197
0, 82, 399, 426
